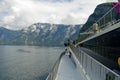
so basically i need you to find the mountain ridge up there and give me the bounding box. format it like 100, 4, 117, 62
0, 23, 82, 46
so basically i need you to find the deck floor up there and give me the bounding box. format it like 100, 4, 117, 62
55, 55, 86, 80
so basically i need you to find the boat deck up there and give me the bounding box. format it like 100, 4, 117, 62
55, 54, 86, 80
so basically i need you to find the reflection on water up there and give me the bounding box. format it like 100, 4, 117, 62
0, 46, 64, 80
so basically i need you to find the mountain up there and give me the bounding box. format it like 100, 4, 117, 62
80, 2, 115, 32
0, 23, 81, 46
0, 27, 21, 44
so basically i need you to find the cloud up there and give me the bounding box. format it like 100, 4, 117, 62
0, 0, 118, 30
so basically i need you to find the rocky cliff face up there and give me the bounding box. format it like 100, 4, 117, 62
80, 2, 115, 32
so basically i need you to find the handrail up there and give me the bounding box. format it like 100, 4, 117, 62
78, 3, 120, 43
46, 52, 65, 80
96, 4, 117, 24
70, 46, 120, 80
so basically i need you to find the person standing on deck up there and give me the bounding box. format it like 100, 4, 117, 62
112, 0, 120, 20
93, 23, 99, 33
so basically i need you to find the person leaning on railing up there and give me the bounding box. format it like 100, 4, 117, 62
112, 0, 120, 20
92, 23, 100, 33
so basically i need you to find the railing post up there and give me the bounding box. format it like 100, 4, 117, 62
103, 17, 105, 26
110, 10, 112, 21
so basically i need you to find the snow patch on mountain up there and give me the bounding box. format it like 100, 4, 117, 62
0, 23, 82, 46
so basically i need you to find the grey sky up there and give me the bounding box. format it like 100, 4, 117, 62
0, 0, 117, 30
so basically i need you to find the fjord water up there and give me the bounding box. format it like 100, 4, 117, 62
0, 46, 64, 80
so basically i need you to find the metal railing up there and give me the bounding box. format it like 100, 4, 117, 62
46, 52, 65, 80
78, 4, 120, 42
70, 46, 120, 80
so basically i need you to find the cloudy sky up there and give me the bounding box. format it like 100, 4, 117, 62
0, 0, 117, 30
